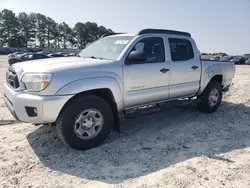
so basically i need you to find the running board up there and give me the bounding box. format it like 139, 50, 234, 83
124, 98, 200, 118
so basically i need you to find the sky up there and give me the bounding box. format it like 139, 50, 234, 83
1, 0, 249, 55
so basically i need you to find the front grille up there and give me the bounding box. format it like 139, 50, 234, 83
6, 67, 20, 89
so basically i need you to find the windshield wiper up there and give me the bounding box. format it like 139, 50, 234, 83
84, 56, 103, 60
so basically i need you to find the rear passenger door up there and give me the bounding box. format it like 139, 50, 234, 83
168, 38, 201, 99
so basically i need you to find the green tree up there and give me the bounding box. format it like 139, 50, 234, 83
17, 12, 36, 47
58, 22, 73, 48
52, 24, 61, 48
74, 22, 87, 49
73, 22, 113, 49
210, 52, 228, 56
34, 13, 47, 48
44, 16, 57, 48
0, 9, 114, 48
0, 9, 19, 47
98, 25, 113, 38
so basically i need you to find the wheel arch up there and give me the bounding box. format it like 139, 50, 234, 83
198, 74, 223, 95
210, 75, 223, 86
57, 87, 121, 132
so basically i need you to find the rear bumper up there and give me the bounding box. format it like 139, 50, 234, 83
3, 83, 73, 124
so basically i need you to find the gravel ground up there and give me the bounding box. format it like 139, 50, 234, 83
0, 55, 250, 188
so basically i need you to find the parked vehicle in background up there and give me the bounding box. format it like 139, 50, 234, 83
230, 56, 247, 65
69, 53, 78, 56
243, 54, 250, 59
8, 52, 25, 59
0, 48, 12, 55
245, 58, 250, 65
210, 55, 221, 61
37, 51, 51, 55
4, 29, 235, 150
47, 52, 69, 57
48, 53, 66, 58
56, 52, 69, 56
220, 56, 234, 62
8, 53, 31, 65
8, 53, 50, 65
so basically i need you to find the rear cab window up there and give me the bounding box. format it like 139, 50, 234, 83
168, 38, 194, 61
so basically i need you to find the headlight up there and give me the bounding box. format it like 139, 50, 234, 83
21, 73, 53, 91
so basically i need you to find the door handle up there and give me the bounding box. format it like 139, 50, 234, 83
160, 68, 169, 73
191, 66, 199, 70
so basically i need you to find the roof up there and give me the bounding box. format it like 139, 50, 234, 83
137, 29, 191, 37
103, 28, 191, 38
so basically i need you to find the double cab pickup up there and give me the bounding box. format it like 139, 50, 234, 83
4, 29, 235, 150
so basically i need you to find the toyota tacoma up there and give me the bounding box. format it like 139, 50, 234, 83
4, 29, 235, 150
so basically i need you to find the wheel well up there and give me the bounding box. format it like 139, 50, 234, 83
59, 88, 120, 132
211, 75, 223, 85
84, 88, 117, 111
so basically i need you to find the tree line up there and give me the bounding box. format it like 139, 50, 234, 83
200, 52, 228, 56
0, 9, 113, 49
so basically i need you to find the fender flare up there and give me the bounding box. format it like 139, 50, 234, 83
56, 77, 123, 112
198, 64, 224, 95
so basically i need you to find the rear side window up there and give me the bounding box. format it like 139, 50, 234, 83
169, 38, 194, 61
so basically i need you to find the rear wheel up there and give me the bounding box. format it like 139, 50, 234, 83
198, 80, 222, 113
56, 94, 114, 150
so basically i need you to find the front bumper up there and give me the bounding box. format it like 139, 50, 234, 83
3, 83, 73, 124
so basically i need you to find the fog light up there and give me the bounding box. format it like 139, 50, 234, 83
33, 108, 37, 115
25, 107, 37, 117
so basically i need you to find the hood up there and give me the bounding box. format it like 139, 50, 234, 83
13, 57, 113, 73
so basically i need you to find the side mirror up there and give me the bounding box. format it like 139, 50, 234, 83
128, 51, 147, 63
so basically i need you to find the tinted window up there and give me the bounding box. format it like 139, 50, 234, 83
130, 37, 165, 63
34, 54, 47, 59
51, 54, 64, 57
169, 38, 194, 61
21, 55, 30, 60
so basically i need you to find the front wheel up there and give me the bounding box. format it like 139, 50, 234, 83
198, 81, 222, 113
56, 95, 114, 150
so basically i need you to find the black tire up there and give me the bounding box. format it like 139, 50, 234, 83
198, 80, 222, 113
56, 94, 114, 150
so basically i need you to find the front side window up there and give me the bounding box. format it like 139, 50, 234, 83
169, 38, 194, 61
129, 37, 165, 63
79, 36, 133, 60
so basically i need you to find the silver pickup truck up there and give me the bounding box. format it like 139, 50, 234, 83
4, 29, 235, 150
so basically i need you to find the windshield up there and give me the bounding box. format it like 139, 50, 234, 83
79, 36, 133, 60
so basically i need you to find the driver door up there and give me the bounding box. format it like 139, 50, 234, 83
123, 37, 170, 108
